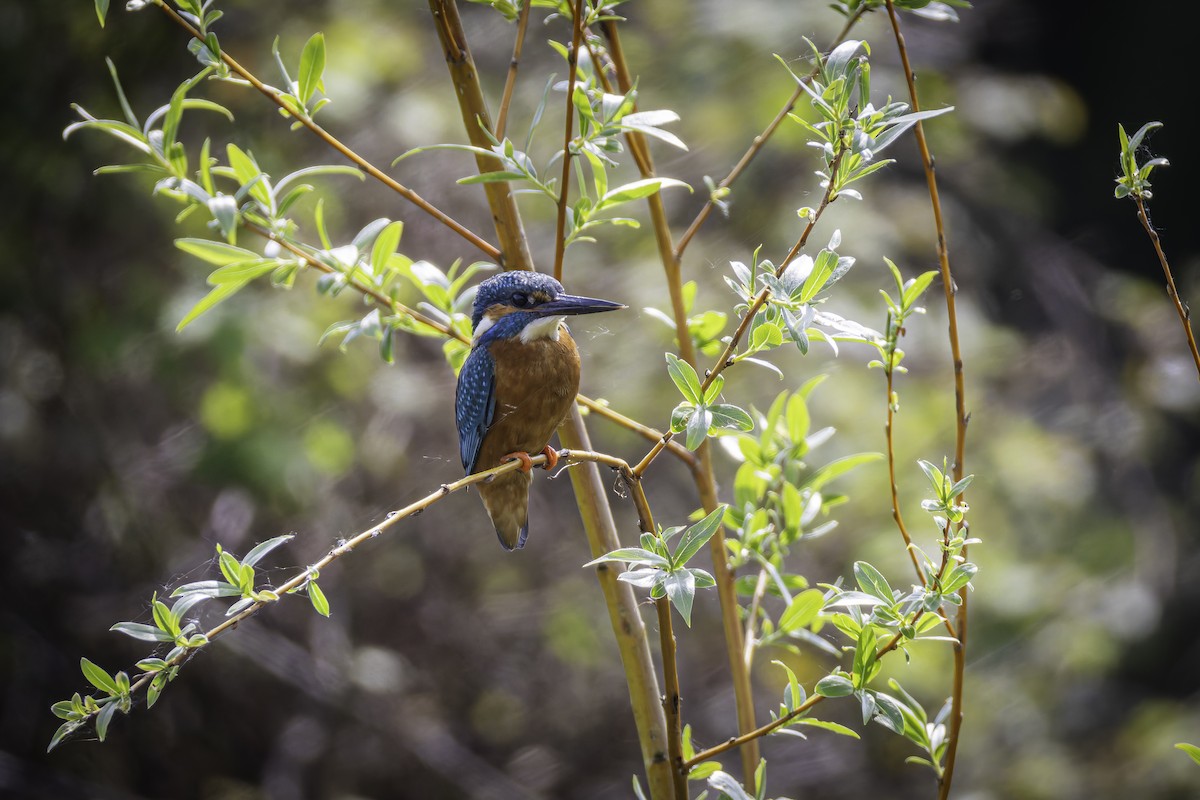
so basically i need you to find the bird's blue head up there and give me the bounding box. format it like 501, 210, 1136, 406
470, 272, 625, 342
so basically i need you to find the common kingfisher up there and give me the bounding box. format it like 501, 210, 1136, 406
455, 272, 625, 550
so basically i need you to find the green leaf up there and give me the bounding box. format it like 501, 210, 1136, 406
664, 569, 696, 626
80, 658, 118, 696
176, 239, 260, 267
688, 761, 722, 780
47, 721, 81, 752
110, 621, 175, 642
685, 406, 712, 451
242, 534, 295, 568
707, 771, 754, 800
226, 143, 272, 211
852, 627, 880, 688
853, 561, 894, 603
171, 580, 241, 598
308, 581, 331, 617
778, 588, 825, 632
584, 548, 671, 569
793, 718, 860, 739
1175, 743, 1200, 766
207, 259, 285, 285
297, 33, 327, 106
595, 177, 690, 211
176, 282, 247, 332
772, 659, 805, 712
369, 220, 404, 276
815, 673, 854, 697
94, 701, 120, 742
95, 0, 109, 27
665, 353, 702, 405
673, 505, 726, 567
708, 403, 753, 433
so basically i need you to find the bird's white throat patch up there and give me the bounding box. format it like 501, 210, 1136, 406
520, 315, 565, 343
472, 314, 495, 343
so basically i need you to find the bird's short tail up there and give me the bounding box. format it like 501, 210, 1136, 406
478, 471, 532, 550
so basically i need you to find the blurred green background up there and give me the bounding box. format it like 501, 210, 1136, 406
2, 1, 1198, 798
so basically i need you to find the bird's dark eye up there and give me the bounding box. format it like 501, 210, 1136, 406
511, 292, 530, 307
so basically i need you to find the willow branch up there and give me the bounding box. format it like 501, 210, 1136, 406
601, 19, 760, 777
428, 0, 534, 270
631, 144, 848, 481
494, 0, 532, 141
683, 614, 923, 769
624, 475, 687, 800
552, 0, 585, 282
1134, 195, 1200, 379
883, 316, 926, 586
672, 7, 867, 260
883, 5, 969, 798
154, 1, 501, 262
428, 6, 672, 794
72, 450, 564, 733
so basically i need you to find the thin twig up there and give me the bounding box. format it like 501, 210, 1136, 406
428, 0, 534, 270
625, 476, 688, 800
601, 19, 761, 777
154, 1, 501, 262
672, 7, 867, 261
495, 0, 532, 141
883, 5, 969, 798
1134, 196, 1200, 380
883, 314, 926, 585
553, 0, 586, 282
742, 568, 769, 671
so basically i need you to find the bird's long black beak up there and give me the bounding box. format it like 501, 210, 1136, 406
536, 294, 626, 316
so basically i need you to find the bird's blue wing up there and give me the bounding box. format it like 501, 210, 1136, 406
455, 345, 497, 472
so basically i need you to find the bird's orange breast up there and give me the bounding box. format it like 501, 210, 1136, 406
475, 328, 581, 470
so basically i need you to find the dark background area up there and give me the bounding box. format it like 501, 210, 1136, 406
2, 1, 1198, 798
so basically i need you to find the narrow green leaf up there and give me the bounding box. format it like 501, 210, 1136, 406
109, 621, 174, 642
793, 718, 860, 739
595, 177, 690, 211
665, 353, 702, 404
242, 534, 295, 568
176, 282, 246, 332
95, 0, 109, 27
80, 658, 118, 696
297, 33, 327, 106
95, 700, 119, 741
207, 259, 284, 285
664, 569, 696, 626
673, 505, 726, 567
370, 221, 404, 276
814, 673, 854, 697
1175, 743, 1200, 766
308, 581, 331, 617
708, 403, 754, 432
47, 721, 80, 752
803, 453, 883, 492
778, 588, 825, 632
853, 561, 895, 603
584, 548, 671, 569
176, 238, 258, 267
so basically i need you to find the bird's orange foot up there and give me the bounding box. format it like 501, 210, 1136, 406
539, 445, 559, 471
501, 451, 535, 473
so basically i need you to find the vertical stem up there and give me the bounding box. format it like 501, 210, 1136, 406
602, 20, 761, 779
883, 5, 969, 798
495, 0, 532, 141
627, 477, 688, 800
884, 323, 927, 585
553, 0, 585, 282
559, 410, 676, 799
1134, 196, 1200, 380
428, 5, 671, 795
428, 0, 534, 271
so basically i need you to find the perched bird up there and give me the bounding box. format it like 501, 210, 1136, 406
456, 271, 624, 550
